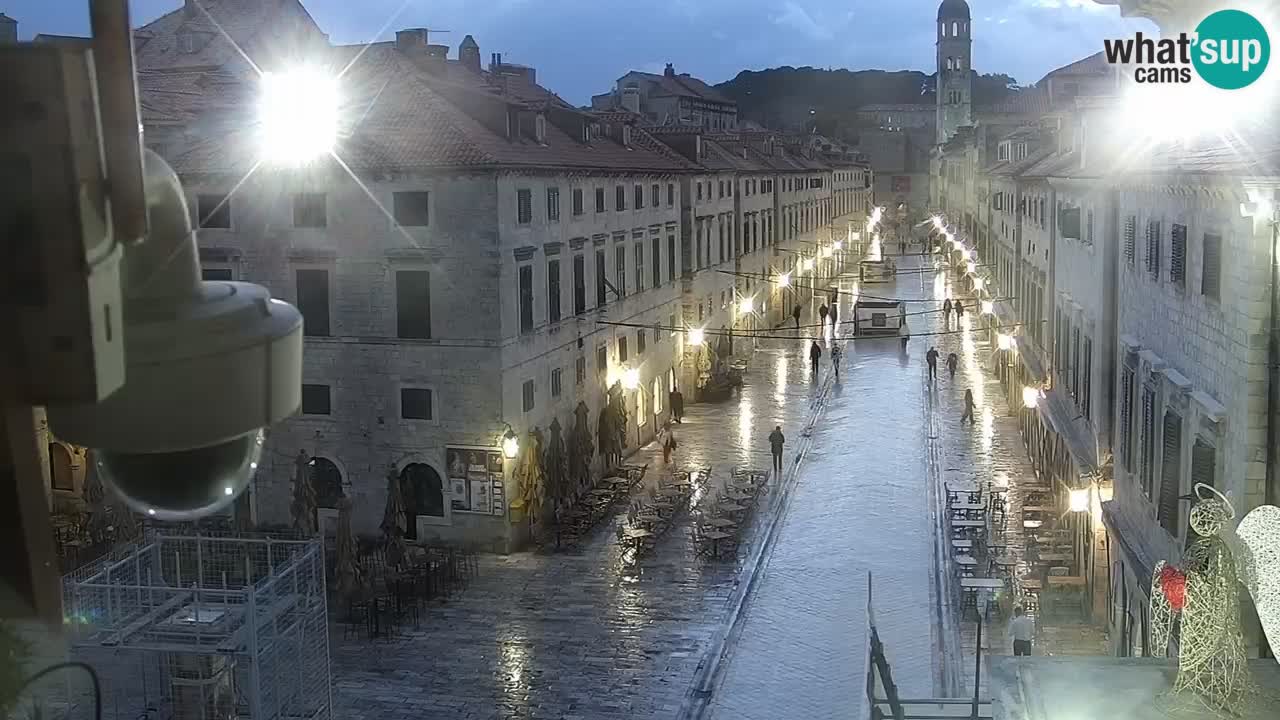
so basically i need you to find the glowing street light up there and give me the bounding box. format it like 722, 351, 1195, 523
834, 240, 844, 251
501, 426, 520, 459
777, 273, 791, 288
997, 333, 1012, 351
966, 261, 977, 275
622, 368, 641, 390
1022, 386, 1041, 409
931, 215, 943, 230
259, 66, 339, 165
972, 277, 985, 291
801, 258, 815, 272
739, 296, 755, 314
688, 327, 706, 345
1069, 487, 1091, 513
821, 246, 833, 259
981, 299, 994, 315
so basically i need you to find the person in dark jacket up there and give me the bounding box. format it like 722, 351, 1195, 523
810, 341, 823, 377
819, 304, 829, 327
768, 426, 786, 473
961, 389, 976, 425
670, 388, 684, 423
792, 304, 802, 330
926, 347, 939, 380
946, 352, 959, 380
954, 299, 965, 320
942, 298, 953, 326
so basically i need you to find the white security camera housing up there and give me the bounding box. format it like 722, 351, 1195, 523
48, 151, 303, 520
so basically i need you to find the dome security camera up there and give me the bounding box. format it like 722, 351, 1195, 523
48, 151, 303, 520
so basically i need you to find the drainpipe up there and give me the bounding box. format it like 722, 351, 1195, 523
1268, 207, 1279, 508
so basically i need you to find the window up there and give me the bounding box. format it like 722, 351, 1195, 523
573, 255, 586, 315
1170, 224, 1187, 285
1071, 327, 1081, 398
697, 183, 704, 201
197, 194, 231, 228
637, 388, 646, 426
634, 184, 644, 209
522, 380, 535, 412
1141, 386, 1156, 498
669, 313, 677, 338
1086, 209, 1094, 245
202, 267, 233, 281
393, 191, 430, 227
596, 249, 607, 306
616, 185, 626, 211
293, 193, 326, 227
1082, 337, 1093, 420
551, 368, 563, 398
1123, 215, 1136, 265
1121, 367, 1135, 472
575, 356, 586, 385
395, 270, 432, 339
1202, 233, 1221, 300
668, 235, 676, 280
618, 335, 628, 362
596, 345, 607, 376
719, 181, 725, 199
595, 188, 606, 213
295, 269, 330, 336
547, 259, 561, 323
572, 188, 584, 216
634, 243, 645, 292
517, 189, 533, 224
1158, 411, 1183, 534
1189, 439, 1216, 543
1146, 220, 1161, 279
652, 237, 661, 287
718, 223, 726, 263
637, 329, 646, 355
667, 183, 675, 206
301, 384, 331, 415
653, 378, 663, 413
518, 265, 534, 333
651, 184, 660, 207
401, 388, 434, 420
615, 246, 627, 297
547, 187, 560, 222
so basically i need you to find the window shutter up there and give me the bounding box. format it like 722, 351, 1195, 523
1120, 369, 1134, 471
1202, 234, 1221, 300
1141, 388, 1156, 497
1170, 224, 1186, 285
1146, 220, 1161, 278
1188, 440, 1216, 545
1158, 412, 1182, 534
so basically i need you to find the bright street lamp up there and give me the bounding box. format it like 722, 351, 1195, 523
966, 261, 977, 275
1022, 386, 1041, 409
1069, 488, 1090, 513
833, 240, 843, 251
258, 66, 339, 165
739, 296, 755, 314
501, 426, 520, 459
622, 368, 641, 390
688, 327, 706, 345
981, 299, 994, 315
972, 277, 985, 291
997, 333, 1012, 351
777, 272, 791, 288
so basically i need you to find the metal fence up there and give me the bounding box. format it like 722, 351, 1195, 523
46, 530, 331, 720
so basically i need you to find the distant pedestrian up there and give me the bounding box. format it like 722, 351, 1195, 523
663, 431, 678, 464
954, 300, 965, 320
768, 425, 786, 473
831, 344, 842, 378
900, 326, 910, 353
830, 303, 839, 327
1010, 606, 1034, 656
961, 389, 976, 425
810, 341, 823, 377
946, 352, 959, 380
670, 388, 685, 423
942, 298, 953, 324
819, 304, 829, 327
792, 304, 802, 330
926, 347, 939, 380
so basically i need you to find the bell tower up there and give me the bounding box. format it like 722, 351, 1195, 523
936, 0, 973, 144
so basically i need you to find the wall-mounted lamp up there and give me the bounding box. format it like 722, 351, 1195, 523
501, 424, 520, 459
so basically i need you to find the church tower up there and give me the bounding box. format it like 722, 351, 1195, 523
936, 0, 973, 144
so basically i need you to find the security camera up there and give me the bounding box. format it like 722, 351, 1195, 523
45, 151, 304, 520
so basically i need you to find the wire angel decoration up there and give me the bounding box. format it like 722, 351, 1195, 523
1150, 483, 1280, 717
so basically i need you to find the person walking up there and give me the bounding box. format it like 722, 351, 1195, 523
663, 431, 678, 464
831, 343, 843, 379
961, 389, 976, 425
1010, 606, 1035, 656
792, 304, 802, 330
942, 298, 953, 326
819, 304, 829, 327
830, 302, 839, 328
768, 425, 786, 473
954, 299, 965, 321
926, 347, 939, 380
670, 387, 684, 423
946, 352, 959, 380
809, 340, 823, 378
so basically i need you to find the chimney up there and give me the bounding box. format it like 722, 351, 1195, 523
423, 44, 449, 74
396, 28, 430, 53
0, 13, 16, 45
459, 34, 481, 72
621, 85, 640, 114
664, 63, 675, 78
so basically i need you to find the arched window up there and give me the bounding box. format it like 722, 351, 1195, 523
953, 21, 960, 36
309, 457, 344, 509
401, 463, 445, 539
957, 57, 964, 71
941, 23, 948, 38
946, 57, 954, 70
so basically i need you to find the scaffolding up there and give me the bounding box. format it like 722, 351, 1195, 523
53, 530, 331, 720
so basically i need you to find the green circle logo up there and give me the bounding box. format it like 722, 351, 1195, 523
1192, 9, 1270, 89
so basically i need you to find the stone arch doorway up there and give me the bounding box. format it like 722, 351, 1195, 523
400, 463, 444, 540
309, 457, 344, 533
49, 442, 75, 492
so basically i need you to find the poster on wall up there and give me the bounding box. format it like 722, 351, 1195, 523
446, 447, 505, 516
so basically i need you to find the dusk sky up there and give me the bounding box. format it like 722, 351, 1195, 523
8, 0, 1150, 103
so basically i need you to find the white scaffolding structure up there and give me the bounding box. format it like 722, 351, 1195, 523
57, 531, 331, 720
